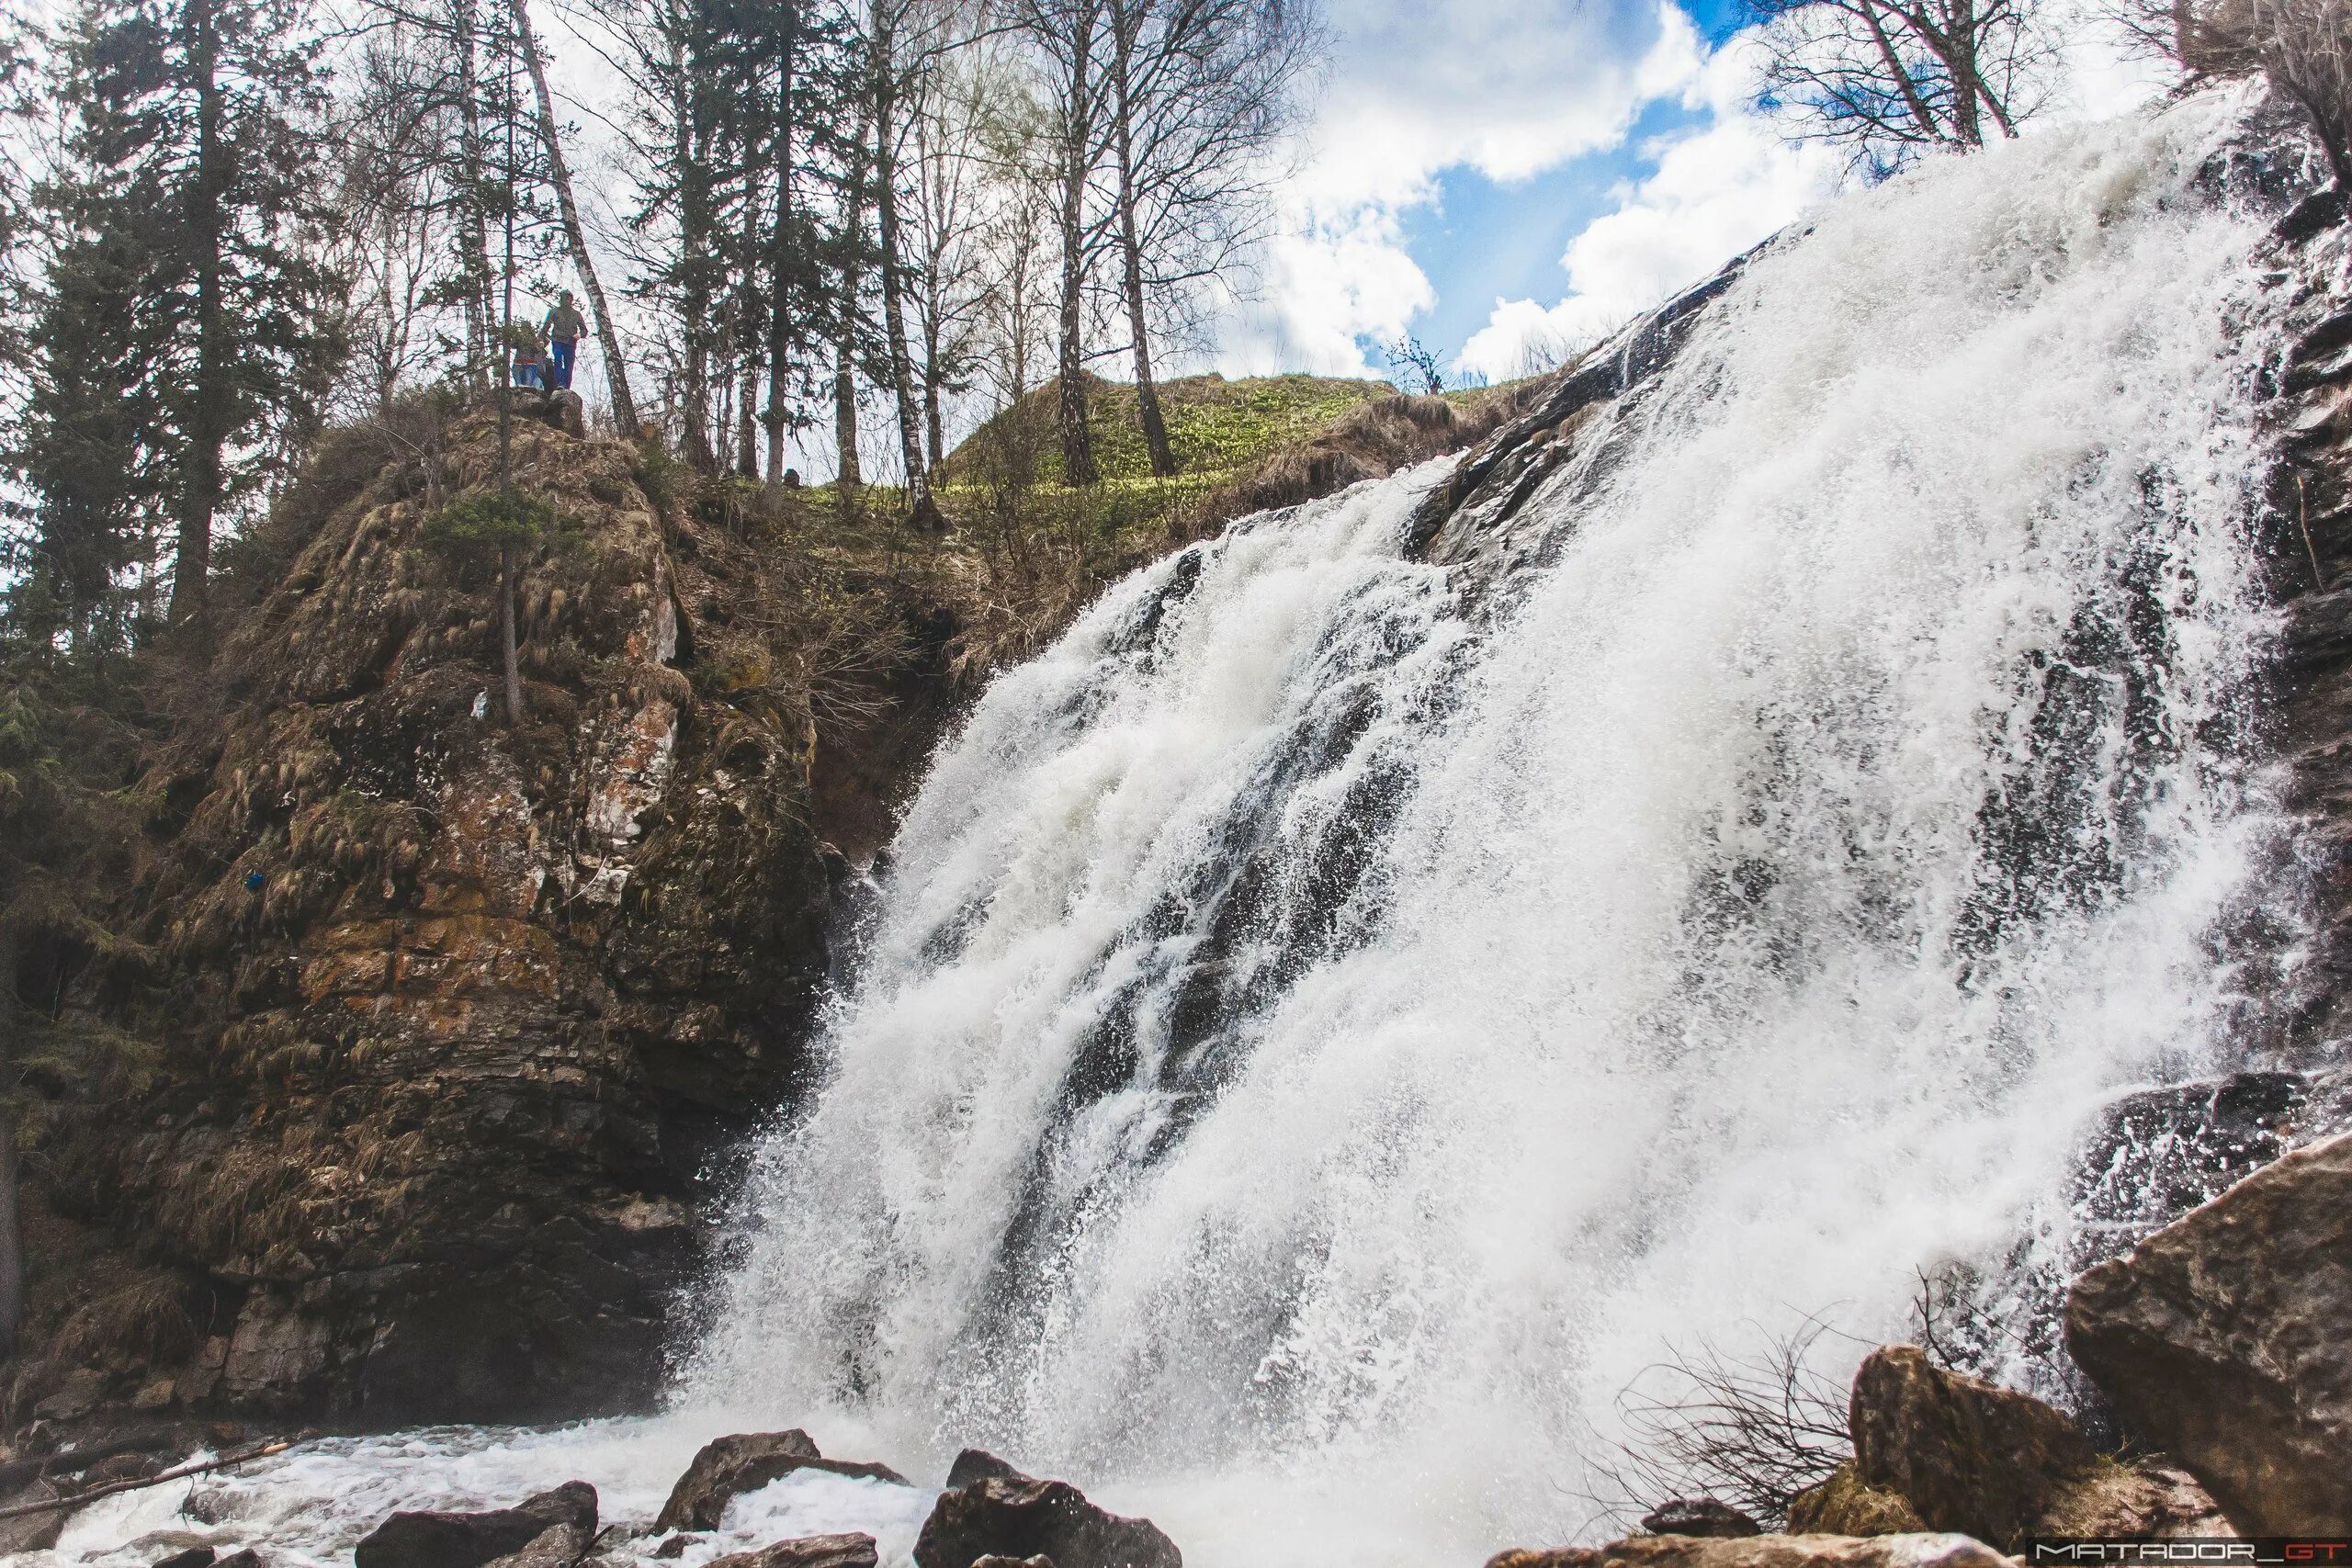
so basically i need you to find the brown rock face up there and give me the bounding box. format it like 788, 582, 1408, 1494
706, 1534, 881, 1568
1484, 1535, 2010, 1568
2065, 1131, 2352, 1532
355, 1480, 596, 1568
914, 1476, 1181, 1568
653, 1431, 910, 1532
1847, 1346, 2098, 1549
658, 1431, 823, 1531
2032, 1462, 2233, 1539
45, 415, 836, 1424
1641, 1500, 1763, 1539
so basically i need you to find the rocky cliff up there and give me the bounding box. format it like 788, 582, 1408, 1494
27, 408, 839, 1426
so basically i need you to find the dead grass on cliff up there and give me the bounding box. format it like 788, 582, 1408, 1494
3, 1189, 208, 1418
50, 1272, 201, 1372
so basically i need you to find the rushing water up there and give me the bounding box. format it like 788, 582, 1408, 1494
40, 90, 2291, 1568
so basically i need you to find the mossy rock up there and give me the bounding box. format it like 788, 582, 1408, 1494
1785, 1463, 1927, 1536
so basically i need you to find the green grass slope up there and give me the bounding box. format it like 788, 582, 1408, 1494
945, 371, 1403, 486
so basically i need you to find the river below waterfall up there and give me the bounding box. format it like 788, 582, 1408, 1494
32, 85, 2298, 1568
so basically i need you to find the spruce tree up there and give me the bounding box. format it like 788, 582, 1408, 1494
16, 0, 334, 638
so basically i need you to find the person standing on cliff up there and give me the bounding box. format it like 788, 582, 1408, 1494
543, 291, 584, 390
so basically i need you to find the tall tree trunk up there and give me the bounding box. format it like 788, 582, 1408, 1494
870, 53, 938, 528
1109, 6, 1173, 477
834, 341, 861, 486
497, 11, 526, 727
738, 372, 758, 474
835, 109, 869, 491
0, 928, 20, 1360
1941, 0, 1984, 144
1055, 0, 1100, 489
737, 174, 762, 476
733, 352, 756, 476
762, 0, 801, 499
672, 29, 717, 469
500, 543, 524, 725
514, 0, 640, 433
455, 0, 495, 385
0, 1099, 17, 1359
172, 0, 226, 631
922, 309, 944, 472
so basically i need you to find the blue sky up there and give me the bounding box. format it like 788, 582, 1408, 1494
1219, 0, 2165, 385
1212, 0, 1842, 381
1397, 0, 1751, 368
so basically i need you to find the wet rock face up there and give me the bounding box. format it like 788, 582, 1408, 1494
2066, 1131, 2352, 1533
1640, 1500, 1763, 1539
1406, 257, 1753, 586
913, 1476, 1182, 1568
658, 1430, 822, 1531
355, 1480, 597, 1568
1847, 1346, 2098, 1550
705, 1536, 882, 1568
50, 416, 834, 1424
1486, 1536, 2010, 1568
652, 1431, 913, 1532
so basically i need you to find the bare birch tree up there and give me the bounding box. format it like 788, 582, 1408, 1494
1747, 0, 2054, 176
1102, 0, 1318, 475
514, 0, 639, 433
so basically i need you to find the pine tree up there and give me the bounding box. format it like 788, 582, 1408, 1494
16, 0, 334, 638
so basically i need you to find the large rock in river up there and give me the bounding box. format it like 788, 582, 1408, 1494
1846, 1345, 2098, 1548
706, 1534, 880, 1568
914, 1475, 1180, 1568
656, 1431, 910, 1531
1486, 1535, 2009, 1568
355, 1481, 596, 1568
2065, 1129, 2352, 1532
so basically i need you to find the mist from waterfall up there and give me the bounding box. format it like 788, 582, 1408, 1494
672, 92, 2290, 1562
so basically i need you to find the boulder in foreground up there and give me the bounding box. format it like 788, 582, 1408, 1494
355, 1481, 596, 1568
2066, 1129, 2352, 1533
914, 1475, 1180, 1568
1793, 1348, 2228, 1542
706, 1533, 881, 1568
1640, 1499, 1761, 1538
1487, 1534, 2009, 1568
1846, 1344, 2097, 1548
657, 1432, 910, 1532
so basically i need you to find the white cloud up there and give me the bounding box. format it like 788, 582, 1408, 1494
1222, 208, 1440, 376
1296, 0, 1707, 213
1455, 35, 1838, 381
1218, 0, 1713, 378
1444, 6, 2194, 385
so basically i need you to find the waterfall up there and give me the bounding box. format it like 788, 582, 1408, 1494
676, 92, 2288, 1562
51, 89, 2297, 1568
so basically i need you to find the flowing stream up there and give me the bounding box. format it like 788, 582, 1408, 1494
45, 89, 2293, 1568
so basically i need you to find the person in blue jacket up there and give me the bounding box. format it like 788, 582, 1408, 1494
543, 291, 585, 390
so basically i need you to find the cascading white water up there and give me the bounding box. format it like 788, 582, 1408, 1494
673, 90, 2289, 1560
39, 90, 2293, 1568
